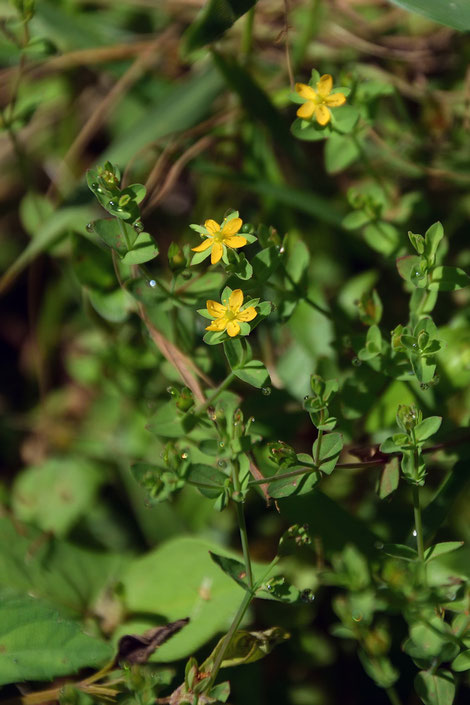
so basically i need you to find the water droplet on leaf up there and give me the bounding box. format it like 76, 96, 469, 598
149, 279, 157, 288
352, 357, 361, 367
261, 386, 271, 396
85, 222, 94, 233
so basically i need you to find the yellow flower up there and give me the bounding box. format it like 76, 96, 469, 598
205, 289, 257, 338
192, 216, 247, 265
295, 74, 346, 126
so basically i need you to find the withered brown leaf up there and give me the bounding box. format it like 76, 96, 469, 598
116, 618, 189, 665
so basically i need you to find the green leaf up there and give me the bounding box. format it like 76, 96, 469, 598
312, 432, 343, 475
424, 221, 444, 262
414, 669, 455, 705
122, 232, 159, 265
187, 464, 227, 499
0, 517, 124, 615
224, 339, 245, 369
268, 467, 319, 499
0, 593, 112, 686
382, 543, 418, 561
233, 360, 269, 388
0, 206, 95, 294
363, 222, 399, 256
19, 192, 54, 236
121, 537, 256, 660
71, 234, 115, 291
358, 650, 398, 689
88, 288, 129, 323
11, 458, 103, 537
451, 649, 470, 672
182, 0, 258, 55
332, 105, 361, 134
414, 416, 442, 442
428, 266, 470, 291
424, 542, 464, 563
396, 254, 422, 282
377, 458, 400, 499
324, 133, 360, 174
93, 219, 135, 256
290, 117, 328, 142
209, 552, 249, 590
387, 0, 470, 31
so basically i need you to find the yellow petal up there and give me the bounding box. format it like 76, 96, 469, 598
211, 241, 223, 264
295, 83, 317, 101
206, 300, 226, 317
222, 217, 242, 236
315, 104, 331, 126
297, 101, 315, 119
192, 237, 213, 252
317, 74, 333, 97
229, 288, 244, 312
223, 235, 247, 249
205, 219, 220, 234
237, 306, 257, 322
206, 318, 227, 332
325, 92, 346, 107
227, 320, 241, 337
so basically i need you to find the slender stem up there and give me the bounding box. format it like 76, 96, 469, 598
412, 483, 425, 562
190, 371, 236, 418
386, 686, 403, 705
207, 590, 253, 688
241, 7, 255, 63
281, 265, 332, 319
232, 461, 253, 589
314, 410, 325, 466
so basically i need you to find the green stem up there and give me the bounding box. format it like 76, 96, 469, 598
248, 465, 317, 486
116, 217, 131, 250
281, 265, 332, 319
241, 7, 255, 63
314, 409, 325, 466
386, 686, 403, 705
190, 371, 236, 418
232, 460, 253, 589
412, 483, 425, 562
207, 590, 253, 688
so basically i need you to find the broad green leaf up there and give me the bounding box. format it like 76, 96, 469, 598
93, 218, 135, 256
182, 0, 258, 54
312, 432, 343, 475
19, 192, 54, 236
414, 669, 455, 705
428, 266, 470, 291
122, 232, 159, 265
324, 133, 360, 174
0, 593, 112, 686
358, 650, 398, 689
424, 542, 464, 563
0, 517, 125, 615
12, 457, 103, 537
209, 552, 249, 590
396, 254, 422, 282
363, 222, 399, 256
451, 649, 470, 672
377, 458, 400, 498
290, 117, 328, 142
121, 537, 260, 660
187, 464, 227, 498
233, 360, 269, 388
268, 466, 319, 499
0, 206, 95, 294
424, 221, 444, 262
224, 339, 245, 369
387, 0, 470, 31
414, 416, 442, 442
88, 287, 129, 323
71, 234, 115, 291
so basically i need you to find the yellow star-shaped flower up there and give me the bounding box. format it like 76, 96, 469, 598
192, 216, 247, 265
205, 289, 257, 338
295, 74, 346, 126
